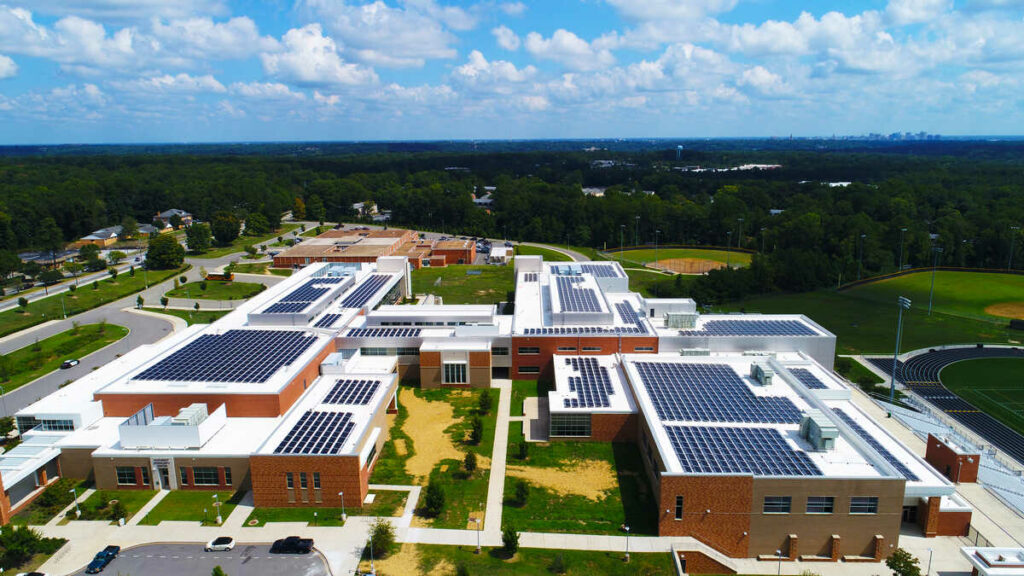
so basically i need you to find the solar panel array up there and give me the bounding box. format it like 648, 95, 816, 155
523, 273, 538, 282
273, 411, 355, 455
264, 277, 347, 315
346, 327, 422, 338
665, 425, 822, 476
634, 362, 803, 423
323, 379, 380, 405
266, 301, 311, 314
563, 357, 613, 408
135, 329, 315, 383
555, 276, 601, 312
341, 275, 390, 308
313, 313, 343, 328
679, 319, 817, 337
521, 326, 647, 335
789, 368, 828, 390
580, 264, 621, 278
833, 408, 920, 481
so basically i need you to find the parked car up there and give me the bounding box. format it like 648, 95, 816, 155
84, 546, 120, 574
60, 359, 79, 369
205, 536, 235, 552
16, 572, 48, 576
270, 536, 313, 554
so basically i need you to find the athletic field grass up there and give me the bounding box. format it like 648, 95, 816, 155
614, 247, 752, 267
844, 271, 1024, 323
411, 265, 513, 305
514, 244, 573, 262
2, 323, 128, 391
165, 280, 265, 300
625, 268, 696, 298
941, 358, 1024, 437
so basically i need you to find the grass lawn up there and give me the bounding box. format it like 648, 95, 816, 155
192, 224, 299, 259
835, 357, 885, 386
231, 262, 269, 274
2, 323, 128, 392
73, 489, 156, 524
503, 427, 658, 536
515, 244, 573, 262
843, 271, 1024, 323
411, 265, 514, 305
270, 268, 293, 277
615, 247, 753, 267
511, 380, 551, 417
10, 478, 90, 526
724, 290, 1018, 355
0, 265, 186, 337
138, 490, 242, 526
626, 268, 695, 298
362, 544, 674, 576
165, 280, 265, 300
143, 307, 230, 325
941, 358, 1024, 436
244, 491, 408, 526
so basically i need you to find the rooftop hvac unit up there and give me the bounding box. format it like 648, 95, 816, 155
171, 403, 208, 426
679, 348, 711, 356
666, 313, 698, 329
750, 363, 774, 386
800, 410, 839, 451
742, 350, 776, 358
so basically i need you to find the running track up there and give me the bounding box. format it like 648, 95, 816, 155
868, 346, 1024, 466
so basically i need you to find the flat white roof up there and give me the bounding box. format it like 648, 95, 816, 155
89, 416, 280, 458
961, 548, 1024, 576
652, 313, 829, 338
550, 355, 636, 414
513, 271, 651, 335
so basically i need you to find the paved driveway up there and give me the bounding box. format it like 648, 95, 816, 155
69, 543, 331, 576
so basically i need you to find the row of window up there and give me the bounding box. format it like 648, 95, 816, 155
763, 496, 878, 515
443, 363, 468, 384
361, 347, 420, 356
550, 413, 591, 437
518, 346, 603, 354
285, 472, 322, 490
116, 466, 230, 487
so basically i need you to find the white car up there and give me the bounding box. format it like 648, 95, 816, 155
205, 536, 235, 552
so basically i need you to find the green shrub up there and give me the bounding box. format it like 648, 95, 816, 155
501, 526, 519, 556
550, 553, 566, 574
368, 518, 396, 558
456, 564, 469, 576
516, 442, 529, 460
469, 416, 483, 445
422, 481, 445, 518
514, 480, 529, 507
464, 452, 477, 474
478, 389, 492, 414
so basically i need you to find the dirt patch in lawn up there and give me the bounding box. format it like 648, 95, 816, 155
986, 302, 1024, 320
506, 459, 617, 501
649, 258, 725, 275
465, 509, 486, 530
359, 543, 454, 576
393, 438, 408, 456
402, 388, 462, 482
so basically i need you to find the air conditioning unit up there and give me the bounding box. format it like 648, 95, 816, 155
171, 403, 208, 426
679, 348, 711, 357
750, 363, 774, 386
800, 410, 838, 451
667, 313, 699, 329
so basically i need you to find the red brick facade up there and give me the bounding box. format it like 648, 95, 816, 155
677, 550, 736, 574
512, 335, 658, 380
250, 455, 368, 508
925, 434, 979, 483
658, 475, 754, 558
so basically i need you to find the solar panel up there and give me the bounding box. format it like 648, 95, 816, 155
679, 320, 817, 337
134, 329, 316, 383
665, 425, 822, 476
789, 368, 828, 390
523, 273, 538, 282
313, 313, 343, 328
265, 301, 312, 314
563, 357, 614, 409
833, 408, 920, 481
323, 379, 380, 405
580, 264, 621, 278
555, 276, 601, 313
346, 327, 422, 338
634, 362, 803, 424
264, 277, 347, 314
273, 411, 355, 455
521, 326, 647, 335
342, 275, 390, 308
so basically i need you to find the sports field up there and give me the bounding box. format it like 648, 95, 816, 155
844, 271, 1024, 322
609, 247, 751, 274
940, 358, 1024, 436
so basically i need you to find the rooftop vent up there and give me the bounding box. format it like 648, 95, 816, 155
750, 363, 774, 387
800, 409, 839, 451
679, 348, 711, 357
171, 403, 208, 426
666, 313, 698, 329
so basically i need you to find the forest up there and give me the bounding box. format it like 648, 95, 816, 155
0, 141, 1021, 302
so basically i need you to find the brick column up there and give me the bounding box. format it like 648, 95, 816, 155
924, 497, 941, 537
874, 535, 886, 561
218, 467, 227, 488
134, 467, 144, 486
830, 535, 841, 561
38, 467, 48, 486
788, 534, 798, 560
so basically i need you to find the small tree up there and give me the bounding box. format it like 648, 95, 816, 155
17, 296, 27, 310
211, 566, 228, 576
129, 265, 135, 277
501, 526, 519, 556
108, 250, 127, 264
464, 451, 477, 474
517, 441, 529, 460
368, 518, 396, 559
92, 280, 99, 290
68, 283, 76, 293
147, 233, 185, 269
886, 548, 921, 576
180, 275, 188, 284
110, 500, 127, 522
514, 480, 529, 507
478, 389, 492, 414
244, 245, 257, 256
422, 480, 445, 518
108, 268, 118, 280
120, 215, 139, 240
200, 280, 208, 290
550, 553, 566, 574
79, 244, 100, 261
194, 302, 201, 312
160, 296, 169, 309
136, 295, 144, 309
469, 416, 483, 445
186, 223, 213, 253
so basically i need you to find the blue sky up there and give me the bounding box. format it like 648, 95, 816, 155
0, 0, 1022, 143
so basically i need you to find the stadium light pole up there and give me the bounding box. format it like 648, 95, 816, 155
620, 225, 625, 263
760, 227, 767, 253
898, 227, 908, 272
890, 296, 912, 402
736, 218, 744, 250
634, 215, 639, 248
927, 247, 943, 316
655, 230, 661, 268
727, 231, 733, 268
858, 234, 866, 281
1010, 226, 1020, 270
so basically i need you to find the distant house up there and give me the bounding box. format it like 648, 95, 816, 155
582, 187, 606, 197
154, 209, 193, 228
138, 223, 170, 237
19, 249, 78, 267
352, 202, 378, 216
77, 226, 121, 247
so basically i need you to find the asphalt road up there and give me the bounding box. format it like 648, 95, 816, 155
68, 543, 331, 576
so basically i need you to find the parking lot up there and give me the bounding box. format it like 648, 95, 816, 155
69, 543, 331, 576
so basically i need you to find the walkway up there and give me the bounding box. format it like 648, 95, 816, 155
483, 379, 511, 536
519, 242, 587, 262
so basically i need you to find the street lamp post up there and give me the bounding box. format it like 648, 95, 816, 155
927, 547, 934, 576
69, 488, 81, 518
928, 247, 943, 316
634, 215, 639, 247
890, 296, 912, 402
471, 517, 481, 554
898, 227, 908, 272
858, 234, 866, 281
0, 385, 7, 418
338, 491, 346, 522
776, 549, 783, 576
1010, 226, 1021, 270
212, 493, 222, 524
313, 511, 317, 527
624, 525, 630, 562
369, 529, 375, 575
726, 231, 733, 268
760, 227, 767, 253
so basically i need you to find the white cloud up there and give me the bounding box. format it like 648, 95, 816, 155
261, 24, 378, 87
231, 82, 306, 101
0, 54, 16, 79
492, 25, 520, 51
4, 0, 229, 21
402, 0, 476, 30
739, 65, 788, 95
0, 8, 139, 73
151, 17, 279, 60
517, 94, 549, 111
886, 0, 953, 25
452, 50, 535, 93
314, 91, 341, 106
217, 100, 245, 118
525, 29, 615, 71
112, 73, 226, 93
500, 2, 527, 16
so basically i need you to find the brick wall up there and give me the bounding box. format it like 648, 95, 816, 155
924, 434, 979, 483
171, 457, 250, 491
93, 456, 154, 490
659, 475, 753, 557
678, 550, 736, 574
590, 413, 637, 442
511, 335, 658, 380
936, 510, 971, 537
918, 496, 941, 537
250, 455, 366, 508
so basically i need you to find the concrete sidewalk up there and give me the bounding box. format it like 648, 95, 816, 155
483, 379, 511, 536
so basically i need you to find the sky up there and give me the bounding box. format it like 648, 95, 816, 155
0, 0, 1023, 144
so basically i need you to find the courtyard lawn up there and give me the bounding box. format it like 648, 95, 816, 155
73, 489, 156, 524
359, 544, 674, 576
940, 358, 1024, 437
143, 307, 230, 325
1, 323, 128, 392
244, 491, 408, 526
270, 267, 293, 277
511, 380, 551, 417
514, 244, 573, 262
502, 427, 658, 536
411, 265, 514, 305
165, 280, 265, 300
231, 262, 270, 275
138, 490, 242, 526
10, 478, 90, 526
0, 265, 186, 337
616, 247, 753, 267
843, 271, 1024, 323
193, 224, 299, 259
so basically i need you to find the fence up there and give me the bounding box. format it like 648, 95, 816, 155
964, 523, 994, 548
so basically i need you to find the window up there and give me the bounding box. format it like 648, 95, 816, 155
116, 466, 136, 485
286, 472, 294, 489
850, 496, 879, 514
38, 419, 74, 431
518, 347, 540, 355
550, 413, 591, 437
443, 363, 468, 384
397, 347, 420, 356
223, 468, 232, 486
140, 467, 150, 486
16, 416, 39, 432
763, 496, 792, 514
491, 347, 509, 356
634, 346, 655, 352
300, 472, 308, 489
361, 347, 389, 356
557, 346, 577, 352
582, 346, 602, 352
518, 366, 540, 375
806, 496, 834, 514
180, 467, 189, 486
193, 467, 219, 486
313, 472, 321, 489
675, 496, 684, 520
367, 444, 378, 466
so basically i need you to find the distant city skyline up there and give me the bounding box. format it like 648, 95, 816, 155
1, 0, 1023, 144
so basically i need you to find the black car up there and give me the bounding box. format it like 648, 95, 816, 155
270, 536, 313, 554
84, 546, 120, 574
